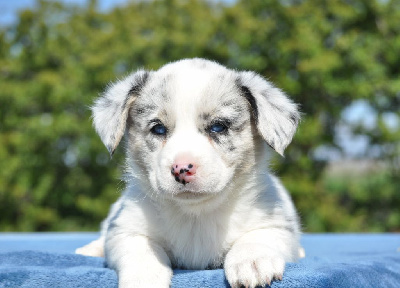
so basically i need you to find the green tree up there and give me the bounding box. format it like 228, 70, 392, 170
217, 0, 400, 231
0, 0, 399, 232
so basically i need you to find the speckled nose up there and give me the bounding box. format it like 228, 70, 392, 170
171, 163, 197, 185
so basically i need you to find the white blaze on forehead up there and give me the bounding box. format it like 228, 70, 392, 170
172, 73, 211, 158
166, 67, 217, 130
155, 66, 221, 166
156, 58, 234, 118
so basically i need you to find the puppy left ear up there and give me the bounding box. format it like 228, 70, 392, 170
237, 71, 300, 156
91, 70, 149, 156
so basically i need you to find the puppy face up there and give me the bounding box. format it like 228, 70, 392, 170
92, 59, 300, 203
127, 62, 255, 200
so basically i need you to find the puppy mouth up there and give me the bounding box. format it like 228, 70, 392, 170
173, 190, 213, 200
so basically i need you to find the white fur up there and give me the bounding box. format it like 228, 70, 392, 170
77, 59, 302, 288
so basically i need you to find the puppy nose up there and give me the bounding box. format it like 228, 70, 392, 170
171, 162, 197, 185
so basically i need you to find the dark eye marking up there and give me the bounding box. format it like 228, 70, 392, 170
149, 119, 167, 136
207, 119, 231, 135
209, 122, 227, 133
151, 124, 167, 135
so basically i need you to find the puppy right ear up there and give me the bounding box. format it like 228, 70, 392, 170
91, 70, 149, 156
237, 71, 300, 156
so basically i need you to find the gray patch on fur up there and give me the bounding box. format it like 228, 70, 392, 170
145, 138, 158, 152
133, 104, 157, 116
236, 78, 259, 124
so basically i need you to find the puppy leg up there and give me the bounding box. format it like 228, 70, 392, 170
106, 234, 173, 288
224, 228, 299, 288
76, 197, 124, 257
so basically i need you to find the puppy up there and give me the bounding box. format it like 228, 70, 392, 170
76, 58, 302, 288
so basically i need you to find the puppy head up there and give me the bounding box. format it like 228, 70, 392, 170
92, 59, 299, 204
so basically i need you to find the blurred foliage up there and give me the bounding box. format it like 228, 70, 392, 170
0, 0, 399, 232
322, 167, 400, 232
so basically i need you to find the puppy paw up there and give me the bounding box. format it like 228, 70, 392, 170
75, 238, 104, 257
118, 264, 172, 288
224, 244, 285, 288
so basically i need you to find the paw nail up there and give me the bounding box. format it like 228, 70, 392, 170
266, 276, 271, 285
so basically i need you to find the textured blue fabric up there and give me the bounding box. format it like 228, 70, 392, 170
0, 233, 399, 288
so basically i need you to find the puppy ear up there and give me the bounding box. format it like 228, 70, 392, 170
92, 70, 149, 156
237, 71, 300, 156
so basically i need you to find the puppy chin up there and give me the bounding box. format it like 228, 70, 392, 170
160, 181, 217, 197
152, 174, 230, 206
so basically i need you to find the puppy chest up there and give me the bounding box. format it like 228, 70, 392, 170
161, 217, 227, 269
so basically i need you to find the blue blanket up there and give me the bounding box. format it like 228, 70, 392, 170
0, 233, 399, 287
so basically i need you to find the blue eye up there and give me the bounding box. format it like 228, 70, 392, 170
209, 122, 227, 133
151, 123, 167, 135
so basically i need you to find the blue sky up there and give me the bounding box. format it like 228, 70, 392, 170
0, 0, 129, 25
0, 0, 235, 25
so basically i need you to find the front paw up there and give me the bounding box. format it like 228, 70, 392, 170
75, 238, 104, 257
118, 263, 172, 288
224, 244, 285, 288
